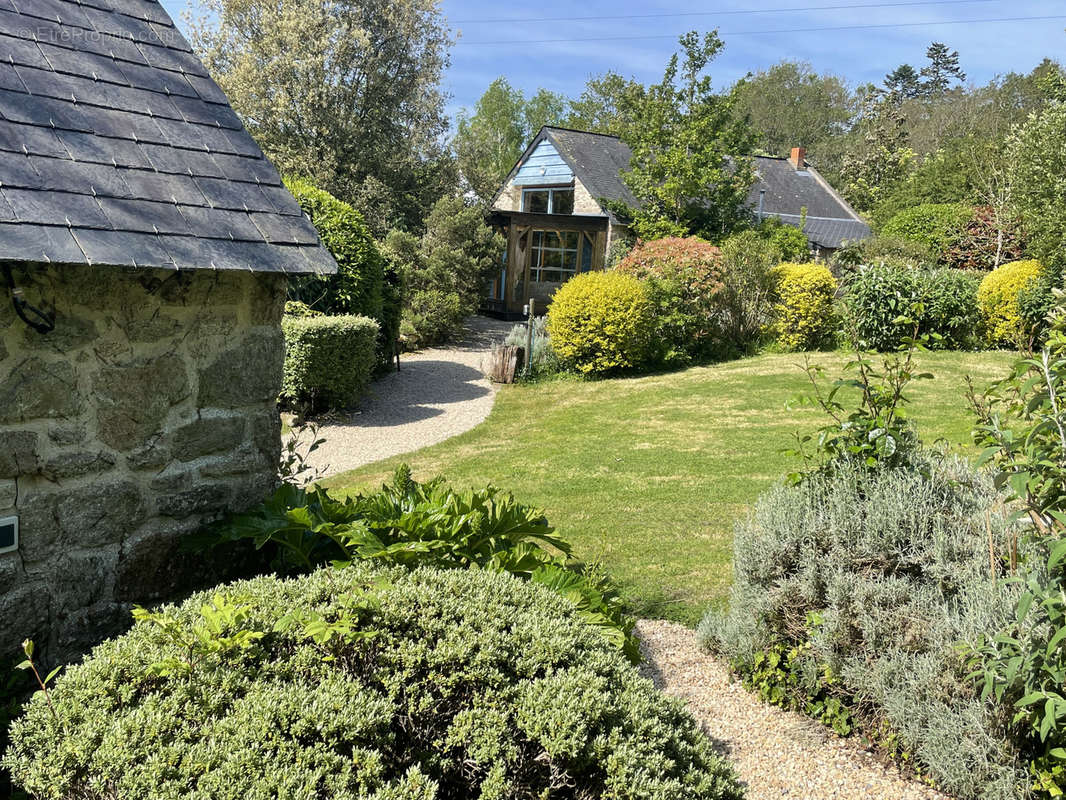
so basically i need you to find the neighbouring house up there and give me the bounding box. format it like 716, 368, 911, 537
487, 127, 870, 315
0, 0, 335, 660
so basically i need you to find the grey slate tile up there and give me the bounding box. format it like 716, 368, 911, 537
0, 152, 39, 187
260, 185, 303, 216
0, 61, 25, 92
98, 195, 188, 234
211, 152, 281, 185
120, 169, 203, 205
57, 130, 151, 168
0, 123, 70, 159
13, 0, 94, 30
29, 156, 132, 197
185, 74, 229, 105
221, 127, 263, 158
248, 211, 319, 245
0, 188, 15, 219
81, 5, 156, 42
106, 0, 171, 26
0, 221, 86, 263
194, 175, 273, 211
37, 41, 130, 85
73, 226, 174, 266
178, 205, 261, 240
5, 187, 110, 227
0, 31, 50, 69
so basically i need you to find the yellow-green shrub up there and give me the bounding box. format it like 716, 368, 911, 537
977, 259, 1044, 346
770, 262, 837, 351
547, 272, 654, 375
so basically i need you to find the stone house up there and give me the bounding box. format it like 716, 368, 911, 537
487, 127, 870, 315
0, 0, 335, 660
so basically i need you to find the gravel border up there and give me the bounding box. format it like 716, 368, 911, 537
303, 316, 514, 477
636, 619, 952, 800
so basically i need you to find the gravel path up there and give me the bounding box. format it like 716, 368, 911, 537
304, 316, 514, 477
636, 620, 951, 800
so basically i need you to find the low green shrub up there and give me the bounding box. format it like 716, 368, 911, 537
977, 259, 1045, 347
504, 317, 559, 377
398, 287, 464, 350
769, 262, 837, 351
281, 314, 379, 412
547, 271, 655, 375
202, 466, 638, 661
4, 566, 744, 800
717, 230, 781, 350
700, 460, 1027, 800
615, 236, 726, 365
758, 218, 810, 263
283, 300, 322, 317
830, 235, 935, 273
842, 264, 979, 350
880, 202, 972, 264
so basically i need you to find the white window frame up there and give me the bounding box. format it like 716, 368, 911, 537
530, 230, 580, 283
521, 186, 575, 215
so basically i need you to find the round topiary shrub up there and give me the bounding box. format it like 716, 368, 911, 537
769, 262, 837, 351
977, 259, 1044, 346
285, 178, 386, 322
547, 271, 655, 375
615, 237, 725, 364
281, 314, 379, 412
4, 566, 744, 800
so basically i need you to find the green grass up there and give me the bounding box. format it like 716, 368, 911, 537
327, 350, 1017, 626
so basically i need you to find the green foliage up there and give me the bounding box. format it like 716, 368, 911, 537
281, 314, 379, 412
284, 178, 386, 320
1008, 101, 1066, 270
840, 93, 916, 213
612, 32, 756, 239
879, 202, 972, 263
701, 460, 1028, 800
615, 236, 726, 364
388, 196, 505, 348
977, 259, 1044, 347
717, 230, 781, 350
968, 308, 1066, 796
769, 262, 837, 351
283, 300, 323, 317
547, 271, 655, 375
786, 328, 931, 480
5, 566, 743, 800
843, 265, 980, 351
830, 234, 934, 272
759, 218, 810, 262
504, 317, 560, 377
204, 466, 639, 662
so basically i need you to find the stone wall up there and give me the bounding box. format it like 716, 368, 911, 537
0, 264, 286, 662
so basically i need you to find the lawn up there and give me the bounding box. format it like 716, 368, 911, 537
326, 350, 1017, 626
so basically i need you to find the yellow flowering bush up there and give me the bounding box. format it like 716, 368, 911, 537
547, 272, 654, 375
977, 259, 1044, 346
770, 262, 837, 351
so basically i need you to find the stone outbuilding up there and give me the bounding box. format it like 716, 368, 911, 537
0, 0, 336, 660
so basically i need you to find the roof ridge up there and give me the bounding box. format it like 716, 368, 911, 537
542, 125, 622, 140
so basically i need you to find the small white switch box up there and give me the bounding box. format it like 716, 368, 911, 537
0, 515, 18, 554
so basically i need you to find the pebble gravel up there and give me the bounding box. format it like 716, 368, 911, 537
305, 316, 513, 477
636, 619, 952, 800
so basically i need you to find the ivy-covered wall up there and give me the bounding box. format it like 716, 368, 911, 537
0, 264, 286, 662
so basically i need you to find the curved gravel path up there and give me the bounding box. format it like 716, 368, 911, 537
305, 316, 513, 477
636, 620, 951, 800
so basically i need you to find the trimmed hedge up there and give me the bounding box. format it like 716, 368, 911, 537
977, 259, 1044, 347
843, 265, 980, 351
547, 271, 655, 375
615, 237, 725, 365
5, 566, 744, 800
285, 179, 386, 322
282, 314, 379, 412
770, 262, 837, 351
880, 203, 971, 264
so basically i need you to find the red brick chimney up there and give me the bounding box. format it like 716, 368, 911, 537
789, 146, 806, 170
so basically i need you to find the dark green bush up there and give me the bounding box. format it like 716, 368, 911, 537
5, 566, 744, 800
758, 218, 810, 263
285, 179, 386, 321
830, 235, 935, 273
880, 203, 972, 264
842, 264, 979, 350
281, 314, 379, 412
398, 287, 464, 350
204, 466, 638, 661
700, 460, 1027, 800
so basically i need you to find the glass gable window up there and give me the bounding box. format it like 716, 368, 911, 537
522, 187, 575, 215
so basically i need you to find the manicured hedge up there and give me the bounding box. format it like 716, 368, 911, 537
977, 259, 1044, 347
547, 271, 655, 375
5, 566, 744, 800
769, 262, 837, 351
281, 314, 379, 412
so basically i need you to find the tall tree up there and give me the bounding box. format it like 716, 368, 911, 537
453, 80, 568, 202
883, 64, 922, 99
920, 42, 966, 96
730, 61, 853, 158
565, 72, 643, 135
612, 31, 756, 239
189, 0, 453, 234
839, 89, 915, 212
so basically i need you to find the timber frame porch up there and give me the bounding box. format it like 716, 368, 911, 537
486, 210, 609, 315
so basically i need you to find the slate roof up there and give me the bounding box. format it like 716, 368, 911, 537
543, 127, 640, 214
747, 156, 871, 249
0, 0, 335, 273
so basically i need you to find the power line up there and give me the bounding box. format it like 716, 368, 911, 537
452, 0, 999, 27
456, 13, 1066, 46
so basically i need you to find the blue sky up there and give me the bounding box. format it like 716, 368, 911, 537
166, 0, 1065, 124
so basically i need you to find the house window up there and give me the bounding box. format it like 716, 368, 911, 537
522, 187, 575, 215
530, 230, 593, 283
